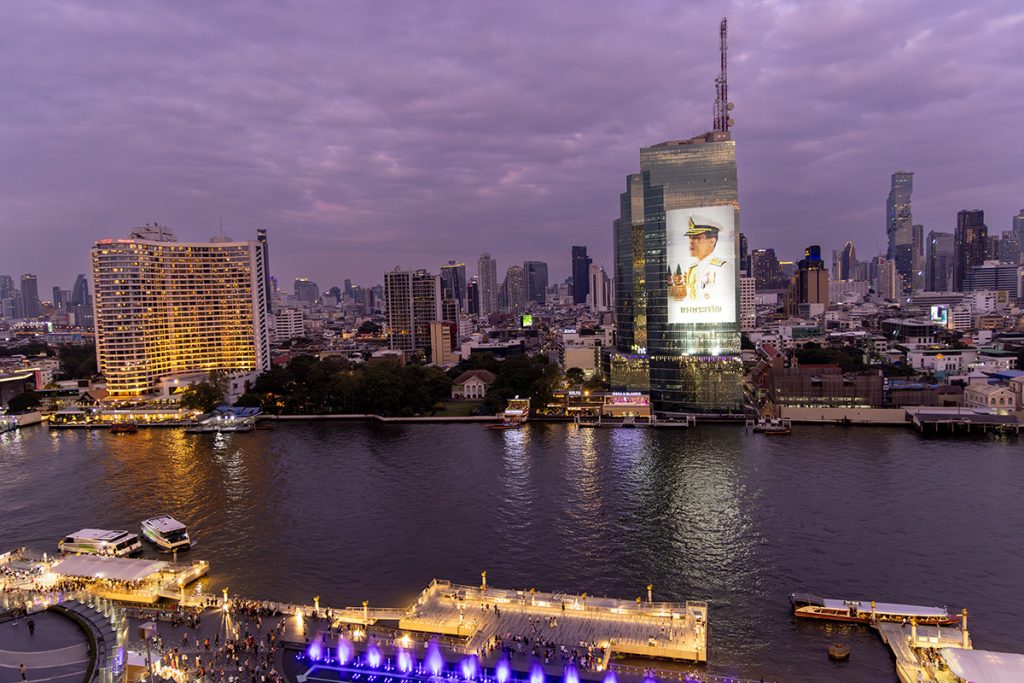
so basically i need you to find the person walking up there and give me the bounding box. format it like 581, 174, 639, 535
27, 619, 35, 636
20, 663, 27, 681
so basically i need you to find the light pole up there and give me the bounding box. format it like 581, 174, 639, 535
139, 622, 158, 683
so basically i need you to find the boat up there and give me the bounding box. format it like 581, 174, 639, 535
110, 423, 138, 434
58, 529, 143, 557
0, 415, 18, 434
486, 397, 530, 430
789, 593, 960, 625
184, 415, 255, 433
753, 417, 791, 435
141, 515, 192, 552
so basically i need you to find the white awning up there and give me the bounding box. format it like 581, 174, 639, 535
50, 556, 168, 582
941, 648, 1024, 683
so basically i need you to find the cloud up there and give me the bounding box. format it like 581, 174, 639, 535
0, 0, 1021, 293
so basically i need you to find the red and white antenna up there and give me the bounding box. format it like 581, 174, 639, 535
713, 17, 734, 133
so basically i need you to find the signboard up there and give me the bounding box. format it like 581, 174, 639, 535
930, 305, 948, 325
521, 314, 533, 327
666, 206, 736, 324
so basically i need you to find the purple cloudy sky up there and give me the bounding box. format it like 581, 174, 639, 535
2, 0, 1022, 294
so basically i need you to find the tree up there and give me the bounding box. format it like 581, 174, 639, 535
357, 320, 382, 335
58, 344, 97, 379
233, 392, 263, 408
178, 382, 225, 412
7, 390, 41, 412
564, 367, 586, 386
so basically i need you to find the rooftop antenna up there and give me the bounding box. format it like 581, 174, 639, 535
219, 215, 224, 239
713, 17, 734, 133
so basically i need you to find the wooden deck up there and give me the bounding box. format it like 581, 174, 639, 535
875, 621, 971, 683
396, 581, 707, 663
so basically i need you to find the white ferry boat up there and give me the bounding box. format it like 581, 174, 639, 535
140, 515, 192, 552
58, 529, 143, 557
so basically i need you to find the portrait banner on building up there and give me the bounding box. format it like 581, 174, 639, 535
666, 206, 736, 324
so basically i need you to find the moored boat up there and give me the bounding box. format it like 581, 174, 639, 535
58, 529, 143, 557
141, 515, 192, 552
110, 422, 138, 434
789, 593, 959, 625
486, 397, 531, 430
753, 417, 791, 435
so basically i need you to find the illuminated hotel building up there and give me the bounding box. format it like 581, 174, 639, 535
612, 131, 743, 413
91, 226, 271, 397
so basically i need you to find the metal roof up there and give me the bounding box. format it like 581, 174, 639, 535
941, 648, 1024, 683
50, 556, 167, 582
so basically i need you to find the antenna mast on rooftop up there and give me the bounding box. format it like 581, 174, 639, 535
713, 17, 734, 133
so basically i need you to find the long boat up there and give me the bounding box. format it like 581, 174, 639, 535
486, 397, 530, 430
789, 593, 959, 625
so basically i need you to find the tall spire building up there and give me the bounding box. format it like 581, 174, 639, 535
886, 171, 914, 293
611, 18, 742, 414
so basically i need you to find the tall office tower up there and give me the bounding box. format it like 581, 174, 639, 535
523, 261, 548, 305
786, 244, 828, 314
69, 274, 94, 328
384, 268, 441, 356
571, 246, 592, 304
999, 231, 1021, 265
1014, 210, 1024, 237
0, 275, 13, 301
738, 233, 750, 276
343, 279, 353, 298
953, 209, 988, 291
926, 232, 955, 291
886, 171, 914, 292
750, 248, 784, 290
503, 265, 526, 314
839, 241, 857, 281
588, 264, 611, 312
440, 261, 467, 312
466, 278, 480, 316
52, 286, 64, 310
613, 173, 646, 356
91, 226, 271, 397
912, 224, 925, 291
476, 253, 498, 317
293, 278, 319, 304
20, 274, 40, 318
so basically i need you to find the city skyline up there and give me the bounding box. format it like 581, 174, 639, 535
2, 1, 1023, 290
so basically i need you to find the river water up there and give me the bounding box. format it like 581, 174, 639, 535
1, 423, 1021, 681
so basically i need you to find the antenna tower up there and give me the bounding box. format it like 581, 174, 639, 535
713, 17, 734, 133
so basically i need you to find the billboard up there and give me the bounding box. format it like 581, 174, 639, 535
930, 305, 948, 325
521, 314, 533, 327
666, 206, 736, 324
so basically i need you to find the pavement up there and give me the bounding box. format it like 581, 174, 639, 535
0, 611, 90, 683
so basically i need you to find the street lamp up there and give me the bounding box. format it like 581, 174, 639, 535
138, 622, 158, 683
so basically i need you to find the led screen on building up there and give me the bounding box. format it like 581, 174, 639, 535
930, 305, 948, 325
666, 206, 736, 324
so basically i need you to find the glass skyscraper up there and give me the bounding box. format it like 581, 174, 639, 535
613, 131, 743, 414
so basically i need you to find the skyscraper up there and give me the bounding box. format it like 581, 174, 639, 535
738, 233, 750, 276
839, 241, 857, 281
588, 264, 611, 312
477, 253, 498, 317
750, 248, 784, 290
466, 278, 480, 316
384, 268, 441, 356
440, 261, 467, 312
912, 224, 925, 291
52, 286, 64, 310
1014, 209, 1024, 237
571, 246, 592, 304
503, 265, 525, 314
613, 173, 646, 355
91, 226, 271, 396
953, 210, 988, 292
20, 274, 40, 318
886, 171, 914, 292
926, 232, 955, 291
786, 245, 828, 315
523, 261, 548, 305
294, 278, 320, 304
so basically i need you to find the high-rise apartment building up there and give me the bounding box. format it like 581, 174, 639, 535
926, 232, 955, 291
476, 253, 498, 317
52, 286, 64, 310
953, 209, 988, 292
466, 278, 480, 316
571, 246, 592, 304
739, 276, 755, 331
787, 245, 828, 315
384, 268, 441, 356
503, 265, 526, 314
738, 233, 750, 276
440, 261, 467, 312
523, 261, 548, 306
999, 231, 1021, 265
613, 173, 646, 355
20, 274, 40, 318
886, 171, 914, 292
1013, 210, 1024, 237
91, 226, 271, 397
588, 264, 611, 313
877, 257, 899, 300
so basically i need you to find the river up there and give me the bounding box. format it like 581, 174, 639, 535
1, 422, 1020, 682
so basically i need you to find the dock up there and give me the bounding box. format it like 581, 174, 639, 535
875, 619, 971, 683
396, 580, 707, 663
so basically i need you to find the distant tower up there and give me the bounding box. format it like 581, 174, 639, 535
713, 17, 733, 133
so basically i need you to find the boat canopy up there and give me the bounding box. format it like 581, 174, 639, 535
819, 598, 948, 618
50, 556, 167, 582
940, 647, 1024, 683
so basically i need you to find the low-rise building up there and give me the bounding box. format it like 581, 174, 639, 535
450, 369, 496, 400
964, 383, 1017, 415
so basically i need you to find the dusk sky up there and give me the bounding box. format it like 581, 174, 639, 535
2, 0, 1022, 295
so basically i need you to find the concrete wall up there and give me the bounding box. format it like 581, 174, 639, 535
779, 407, 908, 425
